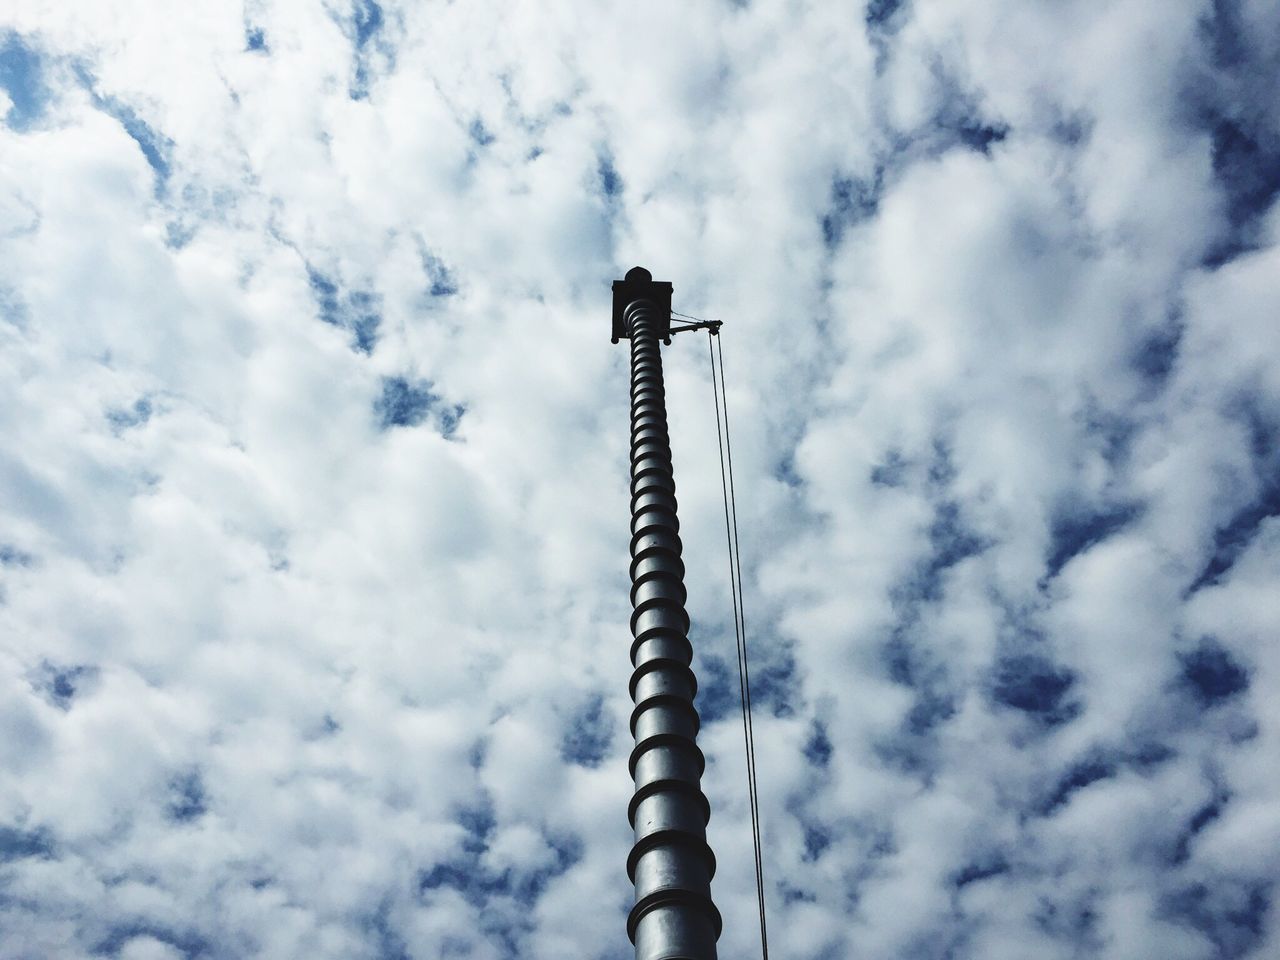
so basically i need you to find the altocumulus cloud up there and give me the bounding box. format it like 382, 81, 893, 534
1, 1, 1279, 958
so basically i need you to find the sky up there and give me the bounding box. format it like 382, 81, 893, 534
1, 1, 1278, 958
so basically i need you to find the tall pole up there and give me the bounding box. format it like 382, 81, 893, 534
613, 267, 721, 960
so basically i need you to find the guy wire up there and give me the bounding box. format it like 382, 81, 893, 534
707, 330, 769, 960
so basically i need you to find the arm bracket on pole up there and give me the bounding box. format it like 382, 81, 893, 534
668, 319, 721, 338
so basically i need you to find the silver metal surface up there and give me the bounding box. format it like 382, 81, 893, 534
615, 267, 721, 960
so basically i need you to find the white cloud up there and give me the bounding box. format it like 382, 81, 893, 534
1, 0, 1278, 958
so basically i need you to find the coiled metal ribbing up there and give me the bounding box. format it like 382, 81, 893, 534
625, 297, 721, 960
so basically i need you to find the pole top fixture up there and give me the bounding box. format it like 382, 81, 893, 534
612, 265, 673, 343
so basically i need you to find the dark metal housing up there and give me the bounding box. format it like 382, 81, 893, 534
612, 266, 673, 343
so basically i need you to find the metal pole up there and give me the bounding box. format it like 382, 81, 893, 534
613, 267, 721, 960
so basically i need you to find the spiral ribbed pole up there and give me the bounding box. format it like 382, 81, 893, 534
620, 274, 721, 960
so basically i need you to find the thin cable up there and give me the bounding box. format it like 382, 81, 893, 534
707, 332, 759, 947
673, 308, 717, 323
716, 338, 768, 960
717, 332, 768, 960
708, 331, 770, 960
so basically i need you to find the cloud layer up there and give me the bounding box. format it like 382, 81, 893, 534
2, 1, 1278, 957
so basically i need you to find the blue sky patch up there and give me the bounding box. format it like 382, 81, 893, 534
749, 644, 800, 718
865, 0, 906, 29
893, 499, 990, 606
348, 290, 381, 354
1189, 470, 1280, 590
873, 726, 941, 776
773, 451, 803, 487
418, 860, 483, 901
1200, 0, 1248, 71
307, 266, 383, 354
866, 0, 909, 68
429, 271, 458, 297
0, 543, 34, 567
74, 70, 174, 194
166, 220, 197, 249
904, 687, 957, 735
364, 901, 410, 960
1131, 315, 1183, 389
467, 737, 487, 770
948, 116, 1009, 155
990, 653, 1079, 726
882, 630, 916, 687
560, 692, 612, 768
32, 661, 97, 710
166, 769, 208, 823
1211, 117, 1280, 229
802, 821, 831, 862
0, 824, 54, 863
1051, 113, 1090, 147
803, 719, 832, 768
346, 0, 387, 99
822, 175, 880, 249
1, 33, 48, 130
696, 635, 795, 723
871, 658, 956, 774
951, 852, 1009, 889
1079, 401, 1137, 468
912, 72, 1010, 158
1127, 741, 1176, 770
353, 0, 385, 49
351, 63, 372, 100
1240, 398, 1277, 464
597, 151, 622, 199
375, 376, 465, 438
1040, 754, 1116, 814
469, 117, 495, 147
106, 397, 153, 432
352, 315, 379, 354
1044, 501, 1141, 578
1162, 880, 1270, 959
780, 880, 817, 905
420, 247, 459, 297
1, 285, 32, 328
1034, 890, 1102, 951
307, 266, 342, 325
93, 923, 210, 959
1179, 638, 1249, 706
909, 105, 1009, 159
926, 439, 956, 489
693, 652, 735, 725
928, 500, 989, 570
110, 104, 170, 186
457, 799, 494, 855
1172, 788, 1229, 864
1197, 105, 1280, 265
870, 450, 908, 487
419, 812, 579, 922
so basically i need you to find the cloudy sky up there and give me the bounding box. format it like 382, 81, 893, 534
2, 1, 1279, 958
